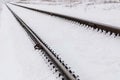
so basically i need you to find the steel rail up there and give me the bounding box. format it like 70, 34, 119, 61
6, 4, 77, 80
10, 3, 120, 36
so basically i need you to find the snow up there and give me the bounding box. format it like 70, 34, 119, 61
15, 2, 120, 28
0, 4, 60, 80
8, 3, 120, 80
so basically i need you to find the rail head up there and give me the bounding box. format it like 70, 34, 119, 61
10, 3, 120, 36
6, 4, 79, 80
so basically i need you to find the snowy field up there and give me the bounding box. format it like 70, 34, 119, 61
16, 2, 120, 28
0, 2, 120, 80
7, 3, 120, 80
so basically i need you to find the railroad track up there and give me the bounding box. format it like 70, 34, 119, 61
6, 4, 80, 80
6, 3, 120, 80
10, 3, 120, 36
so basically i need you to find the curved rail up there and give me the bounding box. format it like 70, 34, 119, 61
10, 3, 120, 36
6, 4, 78, 80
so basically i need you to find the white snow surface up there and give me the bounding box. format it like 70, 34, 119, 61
8, 3, 120, 80
15, 3, 120, 29
0, 5, 60, 80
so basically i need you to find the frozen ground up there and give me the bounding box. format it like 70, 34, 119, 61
16, 2, 120, 28
8, 3, 120, 80
0, 4, 60, 80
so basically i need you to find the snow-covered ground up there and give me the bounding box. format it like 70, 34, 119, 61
0, 4, 60, 80
0, 3, 2, 26
7, 3, 120, 80
15, 2, 120, 28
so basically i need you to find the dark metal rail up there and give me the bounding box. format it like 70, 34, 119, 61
6, 4, 78, 80
10, 3, 120, 36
